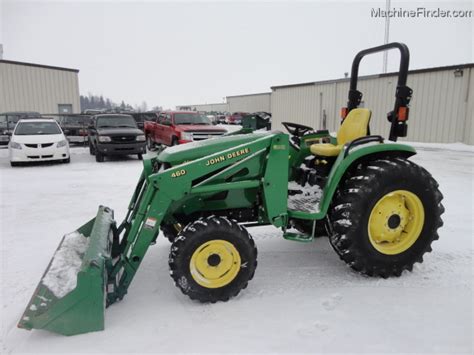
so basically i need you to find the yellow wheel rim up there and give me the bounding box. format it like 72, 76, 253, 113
190, 240, 241, 289
368, 190, 425, 255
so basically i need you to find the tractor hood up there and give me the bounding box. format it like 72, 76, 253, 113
158, 132, 273, 165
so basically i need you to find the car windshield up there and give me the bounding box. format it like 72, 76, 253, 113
174, 113, 211, 125
15, 122, 62, 135
96, 116, 137, 128
62, 116, 91, 125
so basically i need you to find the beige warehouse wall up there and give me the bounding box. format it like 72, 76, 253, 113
272, 67, 473, 144
227, 93, 271, 113
0, 62, 80, 114
463, 68, 473, 145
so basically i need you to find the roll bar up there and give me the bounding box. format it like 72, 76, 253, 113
346, 42, 413, 141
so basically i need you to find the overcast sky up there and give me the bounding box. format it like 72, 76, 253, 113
2, 0, 472, 109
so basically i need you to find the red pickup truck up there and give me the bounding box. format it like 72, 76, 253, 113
144, 111, 228, 149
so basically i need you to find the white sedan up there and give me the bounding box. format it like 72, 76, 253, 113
9, 119, 70, 167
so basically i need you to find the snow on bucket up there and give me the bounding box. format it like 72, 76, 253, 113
41, 231, 90, 298
18, 206, 115, 336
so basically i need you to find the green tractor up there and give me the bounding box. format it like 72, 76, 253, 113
18, 43, 443, 336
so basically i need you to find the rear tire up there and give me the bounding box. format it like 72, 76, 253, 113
329, 157, 444, 278
171, 137, 178, 146
95, 152, 105, 162
137, 154, 143, 160
169, 216, 257, 303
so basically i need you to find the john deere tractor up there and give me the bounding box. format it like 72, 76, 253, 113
19, 43, 443, 335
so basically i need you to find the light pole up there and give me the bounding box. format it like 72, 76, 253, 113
383, 0, 391, 73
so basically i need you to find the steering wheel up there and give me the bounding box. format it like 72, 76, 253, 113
282, 122, 314, 137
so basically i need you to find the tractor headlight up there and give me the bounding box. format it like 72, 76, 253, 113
98, 136, 111, 142
180, 132, 193, 141
136, 135, 146, 142
57, 140, 68, 147
10, 141, 22, 149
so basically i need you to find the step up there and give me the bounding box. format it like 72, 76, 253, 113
283, 231, 314, 243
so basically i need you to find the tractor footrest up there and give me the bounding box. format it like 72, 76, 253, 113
283, 231, 313, 243
287, 182, 322, 214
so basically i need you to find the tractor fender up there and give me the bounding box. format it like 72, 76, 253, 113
317, 142, 416, 218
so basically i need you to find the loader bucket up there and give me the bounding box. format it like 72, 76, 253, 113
18, 206, 115, 336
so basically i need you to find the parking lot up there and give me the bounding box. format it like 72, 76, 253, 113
1, 143, 472, 353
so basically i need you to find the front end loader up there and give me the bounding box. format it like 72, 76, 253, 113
19, 42, 444, 336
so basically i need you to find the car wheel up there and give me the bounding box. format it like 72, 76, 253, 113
138, 154, 143, 160
96, 152, 105, 162
171, 137, 179, 146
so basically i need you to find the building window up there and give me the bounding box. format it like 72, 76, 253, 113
58, 104, 73, 114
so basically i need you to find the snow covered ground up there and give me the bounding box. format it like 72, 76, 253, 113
0, 142, 472, 354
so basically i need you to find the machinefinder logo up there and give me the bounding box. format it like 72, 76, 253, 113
371, 7, 473, 18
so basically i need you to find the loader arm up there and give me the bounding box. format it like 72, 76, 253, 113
107, 132, 289, 304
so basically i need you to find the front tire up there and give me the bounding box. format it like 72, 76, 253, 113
329, 157, 444, 278
169, 216, 257, 303
95, 151, 105, 162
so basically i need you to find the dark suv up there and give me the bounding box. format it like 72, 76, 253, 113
88, 114, 146, 162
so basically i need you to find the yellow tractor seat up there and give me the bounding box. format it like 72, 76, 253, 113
310, 108, 372, 157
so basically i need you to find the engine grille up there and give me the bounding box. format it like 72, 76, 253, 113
24, 143, 54, 148
190, 131, 226, 141
111, 135, 136, 143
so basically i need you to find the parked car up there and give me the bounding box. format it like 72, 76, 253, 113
9, 118, 70, 166
88, 114, 146, 162
226, 112, 248, 125
129, 112, 158, 130
57, 114, 91, 144
0, 111, 41, 145
206, 114, 217, 124
144, 111, 227, 149
215, 113, 229, 124
83, 109, 105, 115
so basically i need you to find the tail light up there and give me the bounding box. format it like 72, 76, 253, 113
397, 106, 409, 121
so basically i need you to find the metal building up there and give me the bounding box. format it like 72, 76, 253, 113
176, 103, 229, 112
227, 92, 271, 113
0, 60, 80, 114
271, 64, 473, 144
179, 92, 272, 114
